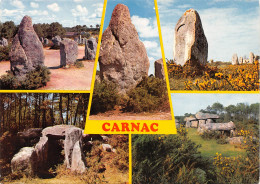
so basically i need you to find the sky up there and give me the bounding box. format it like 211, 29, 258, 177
0, 0, 103, 27
158, 0, 260, 62
171, 93, 260, 116
103, 0, 162, 75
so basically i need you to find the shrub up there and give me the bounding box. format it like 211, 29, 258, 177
0, 45, 11, 61
74, 60, 84, 68
90, 80, 120, 114
132, 132, 213, 184
123, 77, 170, 113
0, 66, 50, 90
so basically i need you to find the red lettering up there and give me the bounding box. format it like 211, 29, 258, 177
102, 123, 110, 131
111, 123, 120, 132
141, 123, 150, 132
121, 123, 130, 132
131, 123, 140, 131
150, 123, 158, 132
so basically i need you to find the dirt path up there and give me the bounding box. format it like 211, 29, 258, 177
0, 46, 94, 90
89, 110, 172, 120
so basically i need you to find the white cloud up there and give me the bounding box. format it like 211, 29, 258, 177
27, 10, 48, 16
71, 5, 88, 17
90, 3, 103, 18
143, 40, 158, 49
47, 3, 60, 12
10, 0, 25, 9
2, 9, 18, 16
73, 0, 83, 2
131, 15, 158, 38
30, 2, 39, 8
200, 7, 259, 61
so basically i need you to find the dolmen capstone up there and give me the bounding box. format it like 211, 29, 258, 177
60, 38, 78, 67
52, 35, 62, 46
0, 37, 8, 47
84, 37, 97, 60
154, 58, 165, 79
9, 15, 44, 79
99, 4, 150, 93
11, 125, 87, 176
232, 53, 238, 65
173, 9, 208, 66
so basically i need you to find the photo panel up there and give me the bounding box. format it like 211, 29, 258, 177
157, 0, 259, 91
132, 92, 259, 183
0, 0, 103, 91
84, 0, 177, 135
0, 92, 129, 183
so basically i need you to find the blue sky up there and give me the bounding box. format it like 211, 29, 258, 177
158, 0, 259, 62
103, 0, 162, 75
171, 93, 260, 116
0, 0, 103, 27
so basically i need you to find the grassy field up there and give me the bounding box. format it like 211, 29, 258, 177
187, 128, 246, 158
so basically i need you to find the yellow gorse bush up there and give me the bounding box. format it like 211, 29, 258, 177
185, 63, 259, 91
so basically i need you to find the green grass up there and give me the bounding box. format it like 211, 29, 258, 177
187, 128, 246, 158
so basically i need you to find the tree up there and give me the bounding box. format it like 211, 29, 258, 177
0, 21, 17, 39
47, 22, 66, 38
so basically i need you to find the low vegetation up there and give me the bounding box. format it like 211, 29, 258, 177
91, 76, 170, 114
0, 45, 10, 61
167, 59, 259, 91
0, 66, 51, 90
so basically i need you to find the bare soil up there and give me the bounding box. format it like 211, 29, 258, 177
0, 46, 94, 91
89, 107, 172, 120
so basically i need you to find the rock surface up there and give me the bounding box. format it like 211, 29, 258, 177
232, 53, 238, 65
71, 141, 86, 173
10, 15, 44, 78
239, 57, 243, 64
52, 35, 62, 46
195, 112, 219, 119
99, 4, 150, 93
249, 52, 255, 64
84, 37, 97, 60
0, 37, 8, 47
60, 38, 78, 67
11, 147, 34, 175
154, 58, 165, 79
173, 9, 208, 66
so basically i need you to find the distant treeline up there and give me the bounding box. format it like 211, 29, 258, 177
0, 21, 100, 40
0, 93, 89, 134
176, 102, 259, 134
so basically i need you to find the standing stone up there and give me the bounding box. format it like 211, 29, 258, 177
60, 38, 78, 67
52, 35, 62, 46
99, 4, 150, 93
232, 53, 238, 65
74, 37, 79, 43
44, 38, 49, 45
249, 52, 255, 64
173, 9, 208, 66
0, 37, 8, 47
239, 57, 243, 64
154, 58, 165, 79
64, 127, 83, 168
84, 37, 97, 60
9, 15, 44, 78
255, 55, 259, 62
71, 141, 86, 173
